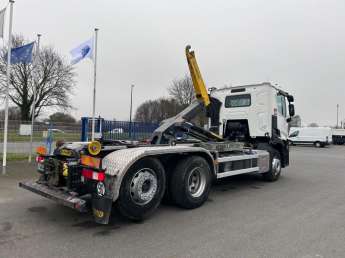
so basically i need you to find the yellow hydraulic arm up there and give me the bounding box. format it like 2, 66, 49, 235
150, 45, 223, 144
185, 45, 211, 107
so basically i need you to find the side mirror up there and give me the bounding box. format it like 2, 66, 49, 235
287, 95, 294, 102
289, 104, 295, 117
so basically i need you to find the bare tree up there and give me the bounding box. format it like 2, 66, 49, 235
168, 74, 194, 106
0, 106, 21, 120
135, 98, 183, 123
308, 122, 319, 127
0, 35, 75, 121
46, 112, 77, 123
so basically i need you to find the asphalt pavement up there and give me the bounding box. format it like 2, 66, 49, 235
0, 145, 344, 258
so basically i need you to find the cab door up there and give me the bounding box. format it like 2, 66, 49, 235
276, 94, 288, 140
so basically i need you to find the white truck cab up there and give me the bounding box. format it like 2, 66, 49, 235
208, 82, 295, 168
210, 83, 291, 140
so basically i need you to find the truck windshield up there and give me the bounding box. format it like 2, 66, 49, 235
225, 94, 251, 108
276, 95, 287, 117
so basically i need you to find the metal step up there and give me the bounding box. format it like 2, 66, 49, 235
217, 153, 258, 163
19, 180, 89, 212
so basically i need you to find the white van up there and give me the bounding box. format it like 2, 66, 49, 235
288, 127, 332, 147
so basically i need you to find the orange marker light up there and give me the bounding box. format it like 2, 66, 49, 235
80, 155, 101, 169
36, 146, 47, 155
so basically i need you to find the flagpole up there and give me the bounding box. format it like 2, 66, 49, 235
91, 28, 98, 141
2, 0, 14, 174
28, 33, 41, 163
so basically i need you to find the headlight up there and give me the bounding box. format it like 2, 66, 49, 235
96, 182, 106, 196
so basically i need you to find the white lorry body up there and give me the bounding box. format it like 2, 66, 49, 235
289, 127, 332, 147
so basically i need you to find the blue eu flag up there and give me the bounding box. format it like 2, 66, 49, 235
8, 42, 35, 64
70, 38, 93, 65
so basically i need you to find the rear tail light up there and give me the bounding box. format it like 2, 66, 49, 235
36, 156, 45, 163
81, 168, 105, 182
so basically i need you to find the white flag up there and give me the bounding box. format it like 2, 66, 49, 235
0, 7, 6, 38
70, 38, 94, 65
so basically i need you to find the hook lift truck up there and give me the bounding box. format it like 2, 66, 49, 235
19, 46, 295, 224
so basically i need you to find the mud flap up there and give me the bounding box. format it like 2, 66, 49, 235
92, 195, 113, 224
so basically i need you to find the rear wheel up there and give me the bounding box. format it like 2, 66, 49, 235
314, 141, 321, 148
117, 158, 166, 221
170, 156, 212, 209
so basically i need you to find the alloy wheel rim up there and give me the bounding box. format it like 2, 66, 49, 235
187, 167, 206, 198
272, 158, 281, 176
130, 168, 158, 205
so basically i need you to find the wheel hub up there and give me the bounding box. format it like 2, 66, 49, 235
188, 167, 206, 198
272, 158, 281, 176
130, 168, 157, 205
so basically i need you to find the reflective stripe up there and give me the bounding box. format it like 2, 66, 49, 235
82, 168, 105, 181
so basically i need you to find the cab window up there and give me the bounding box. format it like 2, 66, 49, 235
276, 95, 287, 117
289, 130, 299, 137
225, 94, 251, 108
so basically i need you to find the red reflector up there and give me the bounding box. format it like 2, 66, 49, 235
36, 156, 45, 163
98, 172, 105, 181
82, 168, 105, 181
82, 168, 93, 179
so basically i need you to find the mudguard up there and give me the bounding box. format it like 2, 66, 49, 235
92, 195, 113, 224
101, 145, 214, 202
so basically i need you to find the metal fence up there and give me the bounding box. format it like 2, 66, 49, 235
102, 120, 159, 141
0, 119, 159, 160
81, 117, 159, 142
0, 120, 82, 160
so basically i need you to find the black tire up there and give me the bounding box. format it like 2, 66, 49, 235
257, 143, 282, 182
314, 141, 321, 148
161, 164, 175, 205
116, 157, 166, 221
170, 156, 212, 209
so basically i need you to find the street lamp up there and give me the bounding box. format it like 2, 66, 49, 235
129, 84, 134, 139
336, 104, 339, 128
29, 33, 42, 163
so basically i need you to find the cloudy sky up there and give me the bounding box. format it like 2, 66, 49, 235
4, 0, 345, 126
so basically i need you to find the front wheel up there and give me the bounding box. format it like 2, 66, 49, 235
116, 158, 166, 221
257, 143, 282, 182
262, 150, 282, 182
170, 156, 212, 209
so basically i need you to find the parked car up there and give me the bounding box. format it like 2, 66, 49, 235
109, 128, 124, 134
288, 127, 332, 147
332, 128, 345, 145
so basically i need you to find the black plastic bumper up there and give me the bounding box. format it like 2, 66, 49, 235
19, 180, 89, 212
